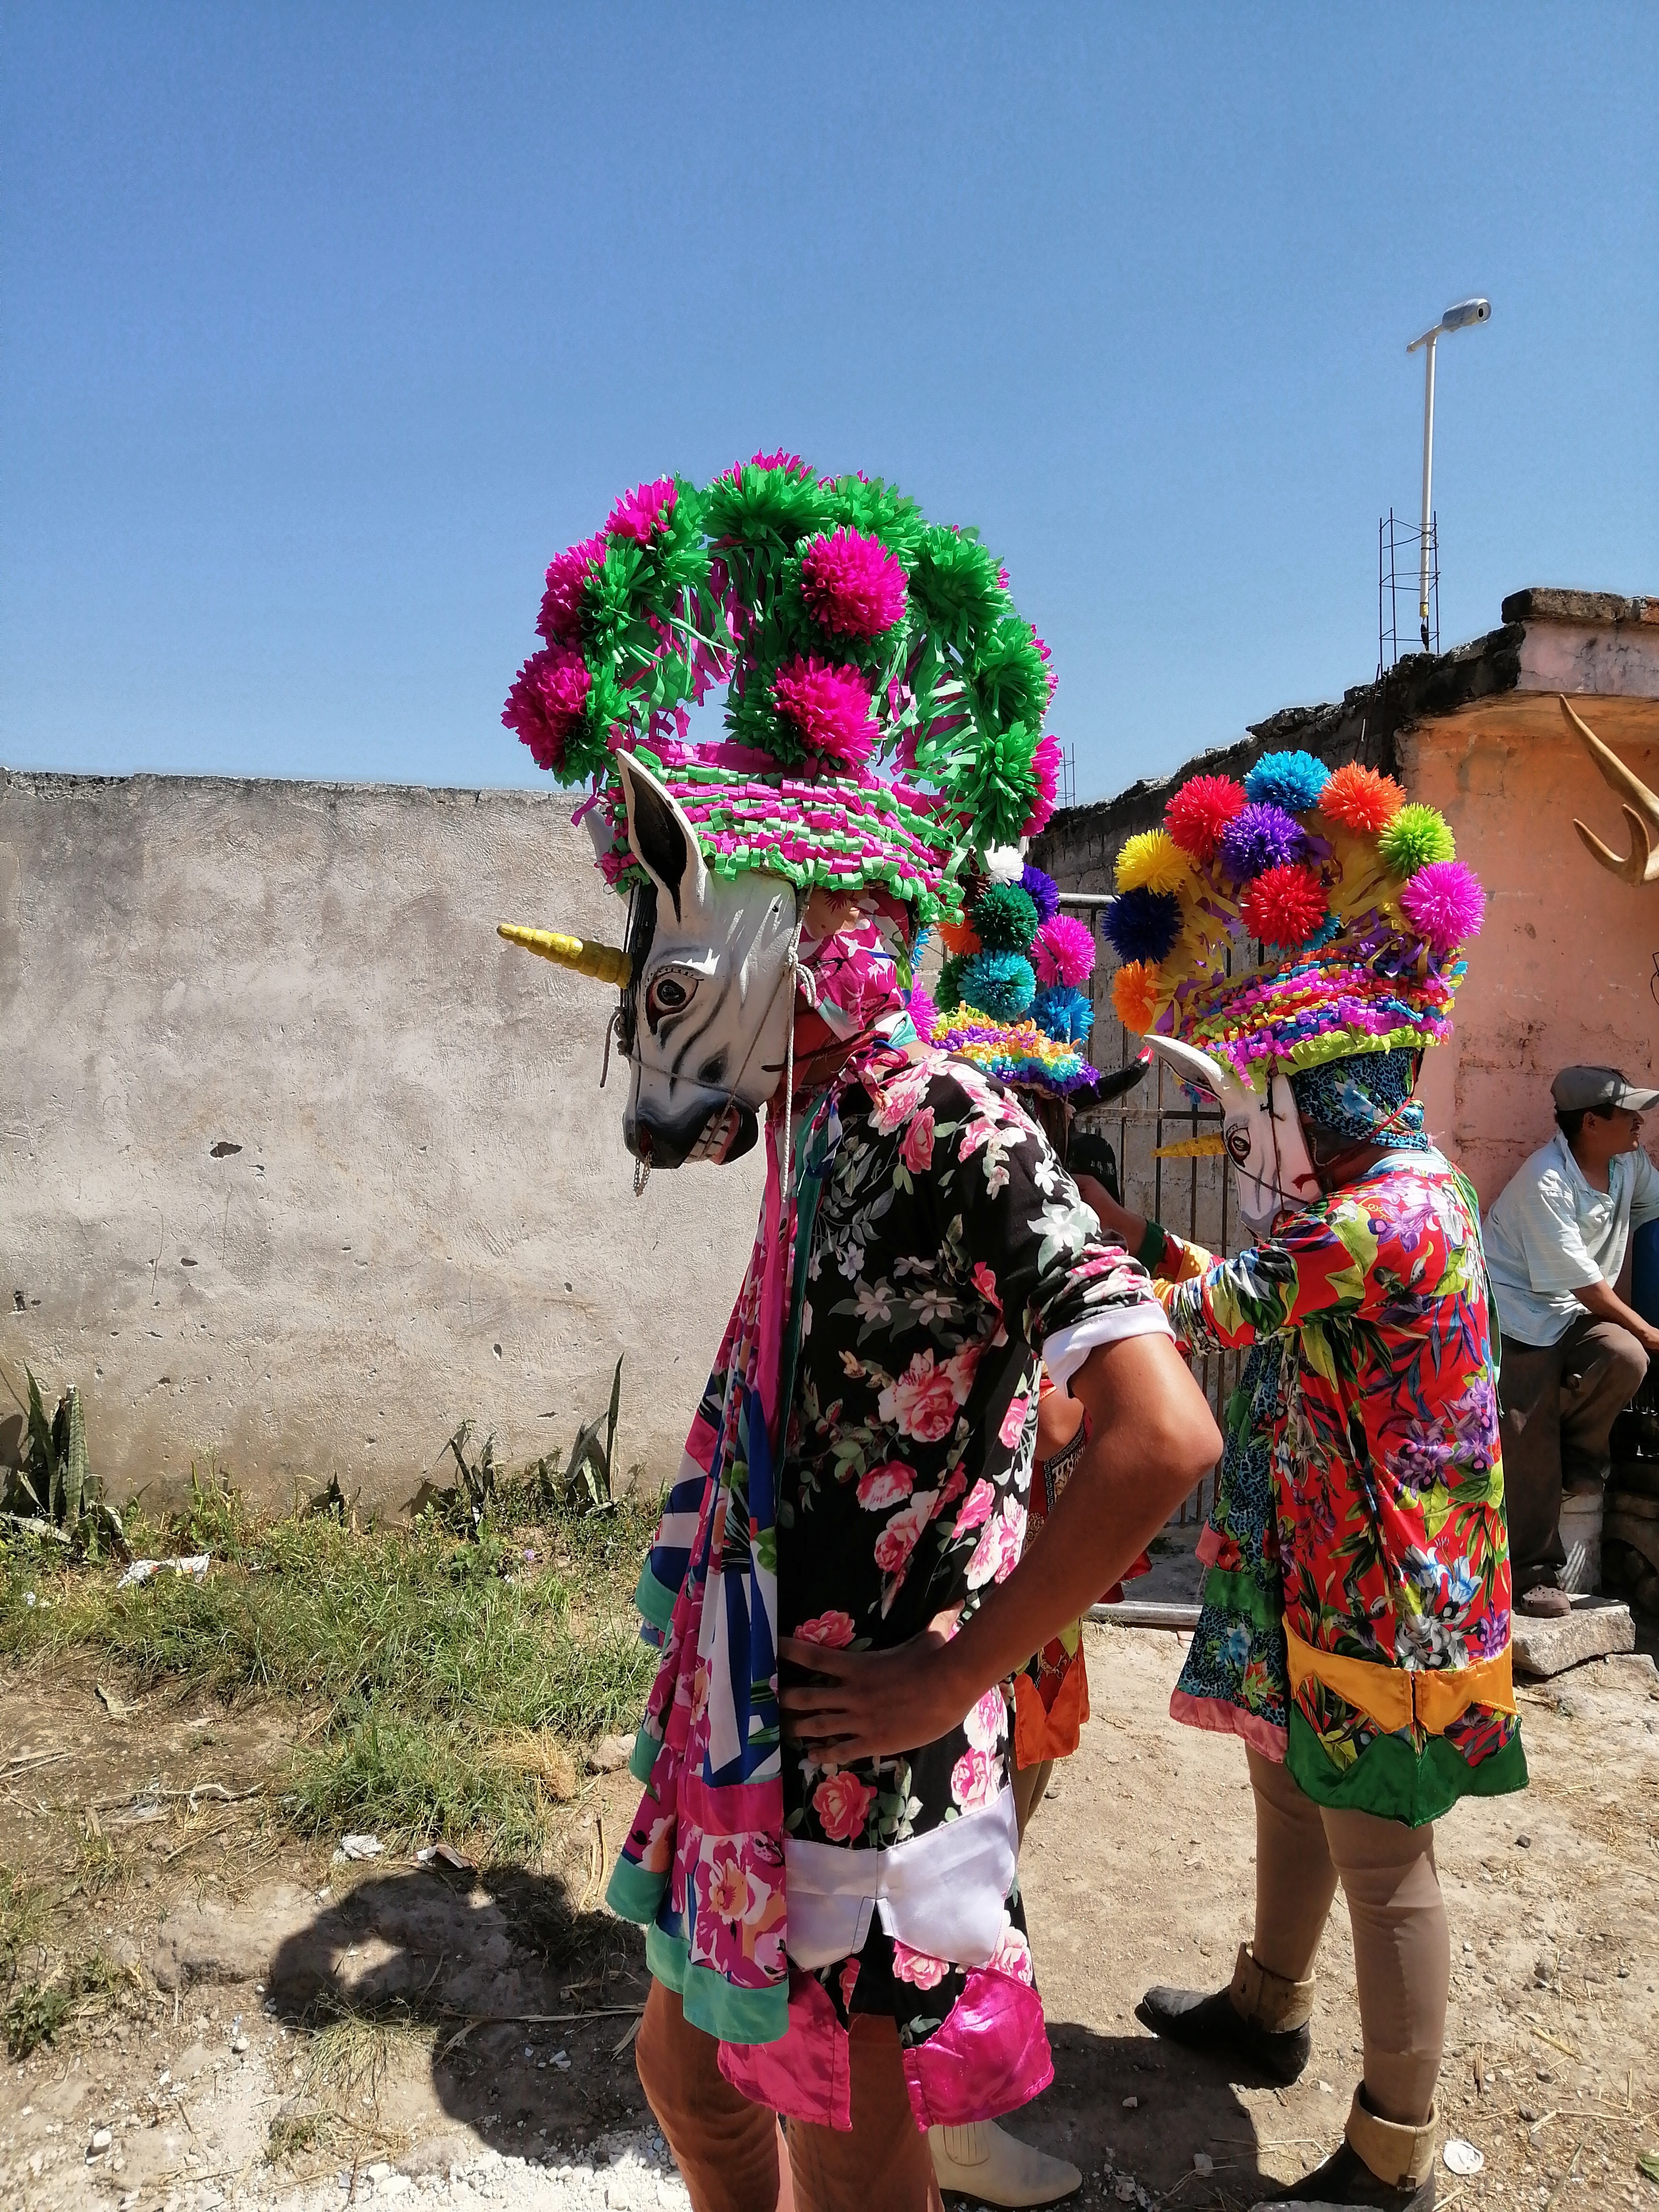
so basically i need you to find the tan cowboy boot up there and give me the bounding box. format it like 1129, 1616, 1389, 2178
1252, 2086, 1438, 2208
1136, 1940, 1315, 2085
928, 2119, 1082, 2206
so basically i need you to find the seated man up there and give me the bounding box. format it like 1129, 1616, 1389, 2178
1484, 1066, 1659, 1618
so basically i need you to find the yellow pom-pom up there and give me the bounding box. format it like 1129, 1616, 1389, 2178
1112, 960, 1164, 1033
1115, 829, 1192, 895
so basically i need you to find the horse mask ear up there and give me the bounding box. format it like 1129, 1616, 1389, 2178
615, 751, 708, 924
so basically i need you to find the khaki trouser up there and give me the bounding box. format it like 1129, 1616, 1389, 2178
636, 1981, 944, 2212
1499, 1313, 1648, 1589
1247, 1747, 1450, 2126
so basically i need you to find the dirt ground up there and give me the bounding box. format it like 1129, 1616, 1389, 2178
2, 1623, 1658, 2211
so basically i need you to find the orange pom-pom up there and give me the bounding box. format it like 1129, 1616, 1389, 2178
1111, 960, 1163, 1034
1321, 763, 1405, 836
937, 916, 982, 956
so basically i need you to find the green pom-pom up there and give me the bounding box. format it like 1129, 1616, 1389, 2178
938, 953, 967, 1010
704, 459, 830, 551
820, 474, 928, 562
1378, 803, 1455, 877
971, 880, 1039, 952
909, 526, 1010, 655
968, 615, 1052, 734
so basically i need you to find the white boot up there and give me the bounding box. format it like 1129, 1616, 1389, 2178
928, 2119, 1082, 2206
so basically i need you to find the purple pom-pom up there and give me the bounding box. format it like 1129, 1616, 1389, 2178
1398, 860, 1485, 954
1218, 802, 1310, 881
905, 979, 939, 1039
1019, 864, 1060, 923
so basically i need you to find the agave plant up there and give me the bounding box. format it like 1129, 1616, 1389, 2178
565, 1356, 624, 1515
1, 1368, 124, 1553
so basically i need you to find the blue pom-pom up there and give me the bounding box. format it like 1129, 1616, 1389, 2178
1244, 750, 1328, 812
959, 949, 1036, 1021
1103, 886, 1182, 965
1019, 864, 1060, 924
1033, 983, 1093, 1044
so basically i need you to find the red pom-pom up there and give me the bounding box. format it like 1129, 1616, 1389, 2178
1166, 774, 1247, 862
1239, 863, 1327, 949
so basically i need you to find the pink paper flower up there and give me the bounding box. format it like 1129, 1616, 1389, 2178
793, 1609, 856, 1647
900, 1108, 936, 1174
536, 532, 605, 643
1398, 859, 1485, 954
771, 656, 877, 769
891, 1942, 950, 1990
812, 1769, 876, 1843
1032, 913, 1096, 987
1022, 733, 1063, 836
502, 645, 592, 772
857, 1461, 915, 1511
605, 477, 676, 543
801, 527, 908, 638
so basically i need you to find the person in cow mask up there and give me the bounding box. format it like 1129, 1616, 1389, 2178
1080, 755, 1521, 2212
496, 455, 1221, 2212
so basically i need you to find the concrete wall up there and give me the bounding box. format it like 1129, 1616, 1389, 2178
1404, 685, 1659, 1203
0, 770, 762, 1509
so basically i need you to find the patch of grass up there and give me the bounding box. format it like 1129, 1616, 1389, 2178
0, 1469, 664, 1857
2, 1946, 122, 2060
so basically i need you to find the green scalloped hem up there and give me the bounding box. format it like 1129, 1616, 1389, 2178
1286, 1710, 1528, 1828
644, 1925, 790, 2046
633, 1561, 678, 1636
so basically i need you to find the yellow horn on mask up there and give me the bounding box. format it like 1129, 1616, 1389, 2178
497, 924, 633, 990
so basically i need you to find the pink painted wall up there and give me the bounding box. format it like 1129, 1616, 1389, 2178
1402, 704, 1659, 1205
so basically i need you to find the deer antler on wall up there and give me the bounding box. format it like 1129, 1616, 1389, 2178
1563, 693, 1659, 887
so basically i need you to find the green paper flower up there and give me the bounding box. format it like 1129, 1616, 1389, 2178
971, 880, 1040, 952
1378, 803, 1456, 877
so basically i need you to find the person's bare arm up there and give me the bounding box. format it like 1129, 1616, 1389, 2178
1575, 1275, 1659, 1358
1073, 1172, 1146, 1256
777, 1330, 1221, 1761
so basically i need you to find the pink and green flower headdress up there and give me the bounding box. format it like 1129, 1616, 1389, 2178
502, 453, 1062, 925
1104, 753, 1486, 1090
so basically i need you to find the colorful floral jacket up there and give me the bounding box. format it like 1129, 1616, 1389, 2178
612, 1040, 1168, 2126
1158, 1155, 1527, 1826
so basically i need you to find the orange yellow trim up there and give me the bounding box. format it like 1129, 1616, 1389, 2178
1284, 1620, 1515, 1738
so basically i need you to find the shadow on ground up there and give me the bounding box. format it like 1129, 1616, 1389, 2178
262, 1870, 1280, 2201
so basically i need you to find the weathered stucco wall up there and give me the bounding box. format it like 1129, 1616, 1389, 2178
0, 770, 762, 1508
1404, 690, 1659, 1203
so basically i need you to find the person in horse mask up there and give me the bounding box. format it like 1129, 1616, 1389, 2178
1075, 756, 1522, 2212
496, 455, 1222, 2212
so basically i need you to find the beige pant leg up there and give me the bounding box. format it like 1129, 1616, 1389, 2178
1321, 1804, 1449, 2127
1246, 1745, 1339, 1984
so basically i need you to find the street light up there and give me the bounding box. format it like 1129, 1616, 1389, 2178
1405, 296, 1491, 649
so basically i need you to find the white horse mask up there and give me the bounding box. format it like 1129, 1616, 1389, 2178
610, 753, 801, 1170
1143, 1034, 1322, 1235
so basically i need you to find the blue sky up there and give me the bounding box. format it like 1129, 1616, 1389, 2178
3, 3, 1655, 800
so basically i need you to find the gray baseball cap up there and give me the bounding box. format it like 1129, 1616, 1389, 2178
1552, 1065, 1659, 1113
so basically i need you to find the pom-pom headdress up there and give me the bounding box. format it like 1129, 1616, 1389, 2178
927, 863, 1101, 1095
1107, 754, 1485, 1090
501, 453, 1064, 926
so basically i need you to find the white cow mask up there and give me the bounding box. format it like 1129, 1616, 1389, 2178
613, 753, 802, 1171
1143, 1034, 1322, 1235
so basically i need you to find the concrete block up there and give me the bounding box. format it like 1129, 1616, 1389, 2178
1512, 1598, 1635, 1679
